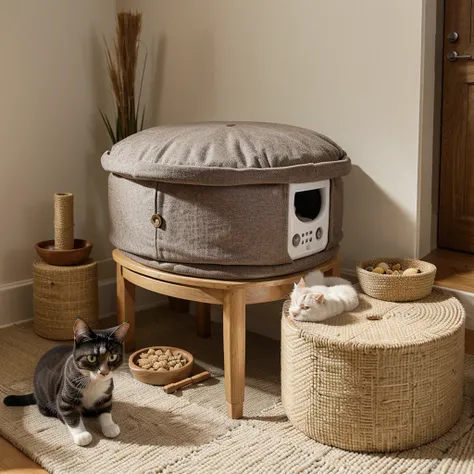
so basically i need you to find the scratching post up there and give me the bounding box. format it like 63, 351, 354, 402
33, 192, 98, 340
54, 192, 74, 250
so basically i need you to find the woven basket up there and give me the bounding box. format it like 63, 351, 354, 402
33, 259, 98, 340
281, 290, 465, 452
356, 257, 436, 302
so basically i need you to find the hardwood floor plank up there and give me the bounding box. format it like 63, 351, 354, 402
423, 249, 474, 354
423, 248, 474, 292
0, 436, 46, 473
466, 329, 474, 355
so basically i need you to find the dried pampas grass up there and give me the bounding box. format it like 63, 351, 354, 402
99, 10, 147, 144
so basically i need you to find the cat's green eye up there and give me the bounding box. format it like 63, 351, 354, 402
87, 355, 97, 363
108, 354, 118, 362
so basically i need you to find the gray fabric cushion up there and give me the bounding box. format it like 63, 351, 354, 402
103, 121, 349, 279
107, 175, 344, 272
101, 122, 351, 186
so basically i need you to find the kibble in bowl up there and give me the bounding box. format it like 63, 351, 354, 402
129, 346, 194, 386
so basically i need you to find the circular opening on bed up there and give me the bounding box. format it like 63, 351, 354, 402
294, 189, 322, 222
226, 123, 236, 127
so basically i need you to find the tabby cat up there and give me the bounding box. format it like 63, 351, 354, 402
3, 319, 129, 446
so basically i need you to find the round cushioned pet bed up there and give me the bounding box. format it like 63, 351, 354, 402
101, 121, 351, 279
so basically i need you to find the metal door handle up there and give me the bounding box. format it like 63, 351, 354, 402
447, 51, 472, 61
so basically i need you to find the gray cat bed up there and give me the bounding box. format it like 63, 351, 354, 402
101, 122, 351, 280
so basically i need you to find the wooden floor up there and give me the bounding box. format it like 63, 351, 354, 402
423, 248, 474, 293
0, 436, 45, 473
3, 251, 474, 471
424, 248, 474, 355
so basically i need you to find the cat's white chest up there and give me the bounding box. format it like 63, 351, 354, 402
81, 380, 111, 408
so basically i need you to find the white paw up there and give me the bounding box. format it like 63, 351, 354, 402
73, 431, 93, 446
102, 423, 121, 438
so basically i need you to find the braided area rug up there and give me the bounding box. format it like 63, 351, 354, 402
0, 306, 474, 474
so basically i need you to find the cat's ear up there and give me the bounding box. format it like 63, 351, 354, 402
108, 321, 130, 343
296, 278, 306, 289
315, 293, 325, 304
73, 318, 95, 344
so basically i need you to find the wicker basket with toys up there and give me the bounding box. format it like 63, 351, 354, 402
356, 258, 436, 302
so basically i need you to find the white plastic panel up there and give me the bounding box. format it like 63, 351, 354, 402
287, 180, 330, 260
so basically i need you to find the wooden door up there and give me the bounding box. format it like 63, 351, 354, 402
439, 0, 474, 252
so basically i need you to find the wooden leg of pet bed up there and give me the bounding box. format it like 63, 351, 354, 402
196, 302, 211, 338
223, 289, 246, 419
117, 263, 136, 353
325, 255, 341, 277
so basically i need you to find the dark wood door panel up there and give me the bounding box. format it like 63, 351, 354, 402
439, 0, 474, 251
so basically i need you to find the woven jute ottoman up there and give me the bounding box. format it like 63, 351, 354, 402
33, 259, 99, 340
281, 288, 465, 452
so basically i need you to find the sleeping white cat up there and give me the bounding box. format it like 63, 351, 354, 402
289, 270, 359, 322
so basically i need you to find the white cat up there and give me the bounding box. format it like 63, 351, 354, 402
289, 270, 359, 322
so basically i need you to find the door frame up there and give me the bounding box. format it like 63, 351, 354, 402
416, 0, 446, 258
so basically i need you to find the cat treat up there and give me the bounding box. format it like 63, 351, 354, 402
366, 261, 421, 276
137, 348, 188, 372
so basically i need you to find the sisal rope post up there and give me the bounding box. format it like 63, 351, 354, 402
54, 193, 74, 250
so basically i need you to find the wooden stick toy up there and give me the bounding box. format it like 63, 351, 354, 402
163, 371, 211, 394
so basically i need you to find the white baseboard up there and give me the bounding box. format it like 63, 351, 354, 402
341, 267, 358, 283
0, 275, 167, 329
98, 278, 167, 320
341, 267, 356, 276
0, 279, 34, 328
189, 301, 284, 341
437, 287, 474, 330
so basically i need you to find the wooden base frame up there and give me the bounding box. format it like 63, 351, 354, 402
113, 249, 340, 419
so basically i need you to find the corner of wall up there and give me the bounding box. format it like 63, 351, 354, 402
416, 0, 443, 258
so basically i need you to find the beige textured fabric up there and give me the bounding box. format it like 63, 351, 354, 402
103, 122, 349, 279
101, 122, 351, 186
108, 173, 341, 279
1, 307, 474, 473
109, 175, 291, 267
357, 257, 437, 302
281, 289, 466, 452
33, 260, 98, 340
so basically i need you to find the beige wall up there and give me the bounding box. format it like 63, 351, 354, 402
0, 1, 438, 327
0, 0, 116, 286
118, 0, 433, 270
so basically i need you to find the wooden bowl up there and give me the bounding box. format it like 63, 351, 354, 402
356, 257, 437, 302
128, 346, 194, 386
35, 239, 93, 266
